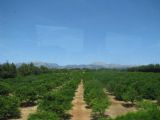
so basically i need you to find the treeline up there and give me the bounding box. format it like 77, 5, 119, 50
0, 62, 51, 79
91, 70, 160, 104
128, 64, 160, 72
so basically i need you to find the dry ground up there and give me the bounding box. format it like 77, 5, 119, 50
105, 91, 137, 119
70, 80, 91, 120
11, 106, 37, 120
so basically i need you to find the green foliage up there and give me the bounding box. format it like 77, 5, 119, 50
0, 62, 52, 79
83, 70, 160, 119
128, 64, 160, 73
40, 65, 51, 73
91, 98, 109, 115
0, 63, 17, 79
18, 63, 30, 76
18, 63, 38, 76
157, 95, 160, 105
18, 63, 52, 76
122, 87, 141, 103
28, 111, 59, 120
1, 69, 159, 120
15, 86, 38, 106
0, 70, 81, 119
108, 104, 160, 120
0, 96, 20, 119
136, 100, 157, 111
39, 92, 68, 117
38, 79, 80, 118
0, 82, 11, 95
4, 72, 68, 104
109, 110, 160, 120
83, 73, 109, 118
91, 70, 160, 102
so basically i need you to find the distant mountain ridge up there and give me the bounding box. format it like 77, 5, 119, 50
63, 63, 131, 69
15, 62, 132, 69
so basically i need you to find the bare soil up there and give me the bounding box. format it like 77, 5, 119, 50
11, 106, 37, 120
70, 80, 91, 120
105, 90, 137, 118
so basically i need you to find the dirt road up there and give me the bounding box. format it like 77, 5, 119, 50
70, 80, 91, 120
105, 90, 137, 118
11, 106, 37, 120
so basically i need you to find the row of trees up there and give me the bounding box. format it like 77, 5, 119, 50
83, 72, 110, 119
29, 72, 81, 120
0, 82, 20, 119
93, 70, 160, 104
128, 64, 160, 73
7, 72, 69, 107
0, 70, 79, 119
0, 63, 51, 79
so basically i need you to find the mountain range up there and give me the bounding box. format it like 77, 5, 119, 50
16, 62, 132, 69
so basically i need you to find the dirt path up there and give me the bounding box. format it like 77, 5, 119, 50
11, 106, 37, 120
105, 90, 137, 118
70, 80, 91, 120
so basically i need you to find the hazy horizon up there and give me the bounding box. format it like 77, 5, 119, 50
1, 0, 160, 65
0, 60, 155, 66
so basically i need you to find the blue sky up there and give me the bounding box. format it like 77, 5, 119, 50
0, 0, 160, 65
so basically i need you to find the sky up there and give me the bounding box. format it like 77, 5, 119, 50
0, 0, 160, 65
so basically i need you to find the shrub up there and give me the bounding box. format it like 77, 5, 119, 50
18, 63, 32, 76
0, 96, 20, 119
107, 100, 160, 120
84, 77, 109, 118
38, 79, 80, 119
39, 91, 70, 118
15, 86, 38, 106
122, 87, 142, 104
91, 98, 109, 116
18, 63, 50, 76
136, 100, 157, 111
94, 70, 160, 102
0, 63, 17, 79
108, 107, 160, 120
28, 111, 59, 120
0, 82, 11, 95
